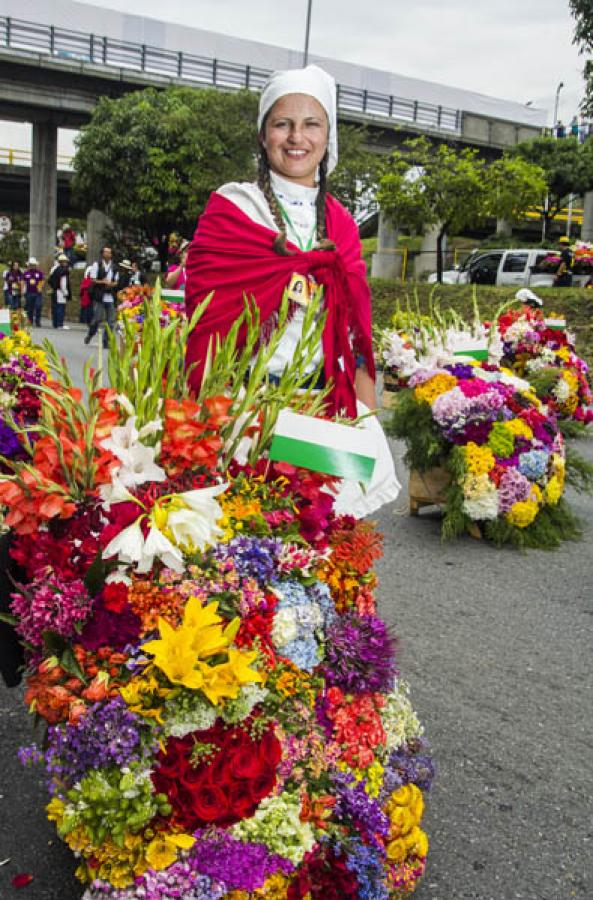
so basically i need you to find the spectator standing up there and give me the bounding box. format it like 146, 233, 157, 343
570, 115, 579, 138
2, 261, 23, 309
47, 253, 71, 328
22, 257, 45, 327
115, 259, 134, 295
79, 264, 93, 325
554, 236, 573, 287
84, 246, 118, 347
129, 259, 147, 286
165, 241, 188, 289
61, 223, 78, 265
579, 117, 589, 144
555, 120, 565, 138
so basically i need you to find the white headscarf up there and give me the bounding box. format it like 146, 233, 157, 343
257, 64, 338, 175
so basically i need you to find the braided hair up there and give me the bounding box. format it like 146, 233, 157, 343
257, 146, 336, 255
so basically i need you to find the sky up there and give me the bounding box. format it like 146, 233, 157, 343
1, 0, 588, 156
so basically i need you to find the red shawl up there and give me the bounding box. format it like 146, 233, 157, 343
185, 191, 375, 417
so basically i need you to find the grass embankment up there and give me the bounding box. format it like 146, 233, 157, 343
368, 280, 593, 366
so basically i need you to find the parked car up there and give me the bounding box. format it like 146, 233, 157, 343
428, 248, 590, 288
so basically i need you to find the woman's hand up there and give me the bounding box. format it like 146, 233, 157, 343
165, 266, 182, 288
355, 365, 376, 410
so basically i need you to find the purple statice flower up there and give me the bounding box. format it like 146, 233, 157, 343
343, 838, 390, 900
333, 774, 390, 850
212, 536, 283, 586
17, 744, 43, 767
444, 363, 474, 379
322, 613, 398, 693
497, 467, 532, 513
44, 697, 146, 793
79, 593, 141, 651
85, 868, 226, 899
380, 738, 436, 800
10, 576, 91, 653
190, 830, 294, 891
0, 419, 24, 458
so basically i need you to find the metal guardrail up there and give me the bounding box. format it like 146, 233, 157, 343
0, 146, 73, 168
0, 15, 462, 134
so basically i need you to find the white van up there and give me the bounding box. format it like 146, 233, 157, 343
428, 248, 589, 288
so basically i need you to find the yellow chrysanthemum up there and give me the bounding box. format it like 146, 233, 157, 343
463, 442, 495, 475
555, 346, 571, 362
414, 373, 457, 405
544, 474, 563, 506
505, 418, 533, 440
387, 826, 429, 862
506, 499, 539, 528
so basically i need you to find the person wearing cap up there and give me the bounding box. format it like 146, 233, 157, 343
554, 236, 573, 287
22, 257, 45, 327
185, 65, 400, 516
165, 241, 188, 290
47, 254, 71, 329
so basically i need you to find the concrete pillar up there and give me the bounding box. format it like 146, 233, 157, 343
86, 209, 113, 265
414, 224, 445, 280
581, 191, 593, 242
29, 120, 58, 270
371, 210, 402, 279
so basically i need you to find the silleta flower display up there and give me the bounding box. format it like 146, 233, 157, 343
1, 289, 433, 899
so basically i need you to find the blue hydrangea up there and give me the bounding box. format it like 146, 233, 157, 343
271, 579, 336, 672
518, 449, 549, 481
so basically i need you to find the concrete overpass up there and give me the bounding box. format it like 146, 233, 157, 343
0, 8, 546, 264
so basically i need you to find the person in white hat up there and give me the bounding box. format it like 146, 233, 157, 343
23, 256, 45, 327
185, 65, 400, 517
47, 253, 71, 329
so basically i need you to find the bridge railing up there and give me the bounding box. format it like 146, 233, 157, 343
0, 146, 73, 169
0, 15, 461, 134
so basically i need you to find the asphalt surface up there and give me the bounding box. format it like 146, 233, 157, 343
0, 325, 591, 899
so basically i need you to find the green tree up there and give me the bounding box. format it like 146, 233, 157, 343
510, 135, 593, 238
569, 0, 593, 113
328, 124, 381, 216
483, 156, 547, 224
72, 86, 259, 267
377, 138, 487, 282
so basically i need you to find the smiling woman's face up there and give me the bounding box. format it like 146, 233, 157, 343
262, 93, 329, 187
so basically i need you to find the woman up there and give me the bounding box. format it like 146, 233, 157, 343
185, 65, 399, 516
165, 241, 188, 289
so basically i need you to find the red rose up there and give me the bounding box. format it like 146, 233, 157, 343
230, 743, 265, 780
228, 780, 258, 819
192, 782, 229, 823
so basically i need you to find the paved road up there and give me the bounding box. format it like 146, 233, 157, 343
0, 329, 591, 899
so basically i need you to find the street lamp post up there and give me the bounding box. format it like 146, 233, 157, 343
303, 0, 313, 66
553, 81, 564, 128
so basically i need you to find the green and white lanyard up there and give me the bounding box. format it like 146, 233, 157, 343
277, 200, 317, 252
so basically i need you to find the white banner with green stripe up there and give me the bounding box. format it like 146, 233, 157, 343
269, 410, 378, 483
161, 288, 185, 305
0, 309, 11, 337
544, 317, 566, 332
453, 338, 489, 362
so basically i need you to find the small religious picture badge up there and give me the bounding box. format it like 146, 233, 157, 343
286, 273, 311, 306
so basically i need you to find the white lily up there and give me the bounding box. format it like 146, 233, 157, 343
166, 483, 228, 551
102, 519, 184, 574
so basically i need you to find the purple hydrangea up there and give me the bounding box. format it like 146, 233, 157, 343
497, 467, 533, 513
0, 419, 24, 458
189, 830, 294, 891
212, 536, 283, 585
322, 613, 398, 693
86, 868, 226, 899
